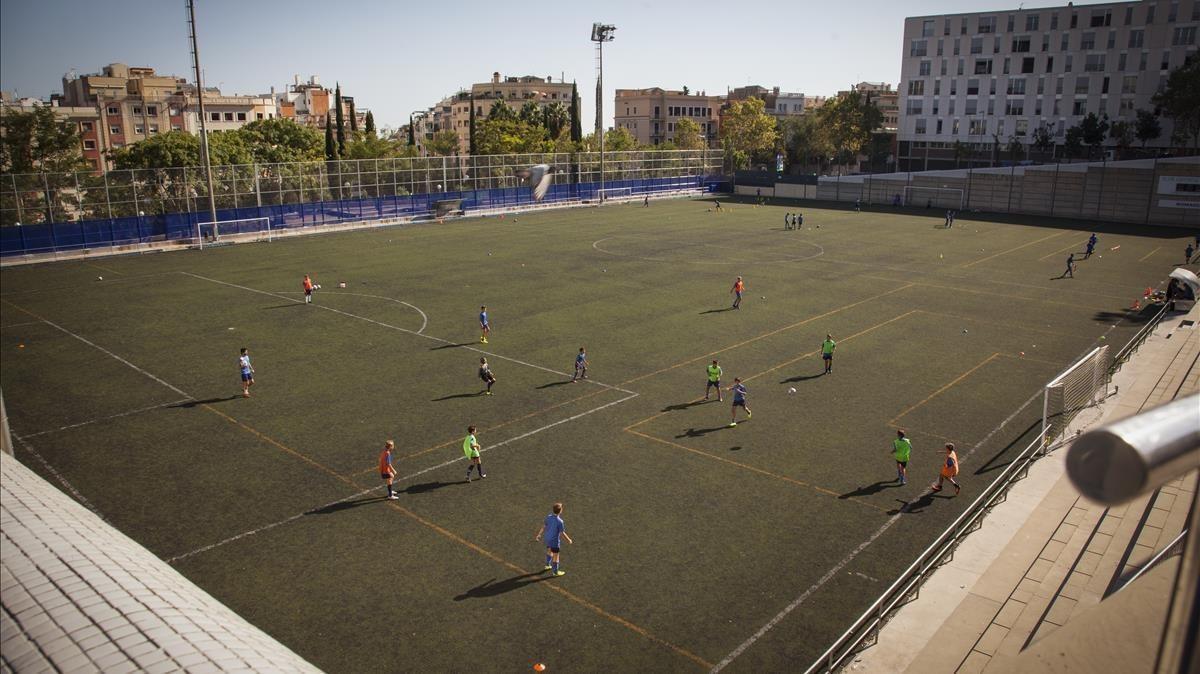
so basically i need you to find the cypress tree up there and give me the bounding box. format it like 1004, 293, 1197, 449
349, 99, 358, 132
364, 111, 376, 136
334, 83, 346, 156
570, 81, 582, 143
408, 115, 416, 147
324, 116, 336, 160
469, 94, 477, 155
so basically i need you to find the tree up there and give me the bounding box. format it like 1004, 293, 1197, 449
814, 91, 882, 168
569, 81, 582, 143
1135, 108, 1163, 148
603, 126, 638, 151
1108, 120, 1133, 157
488, 100, 516, 122
473, 118, 548, 155
1078, 112, 1110, 158
238, 118, 323, 164
342, 133, 404, 159
682, 86, 690, 96
1152, 52, 1200, 148
720, 97, 778, 170
108, 130, 251, 169
779, 115, 831, 171
364, 111, 376, 137
349, 100, 358, 132
334, 83, 346, 157
1063, 125, 1084, 159
407, 115, 416, 147
542, 102, 569, 140
325, 117, 337, 160
0, 106, 90, 173
1006, 136, 1025, 162
1031, 125, 1055, 157
673, 117, 704, 150
469, 95, 477, 155
952, 139, 971, 168
518, 101, 541, 125
427, 130, 460, 156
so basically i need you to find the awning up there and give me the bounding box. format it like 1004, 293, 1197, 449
1169, 268, 1200, 295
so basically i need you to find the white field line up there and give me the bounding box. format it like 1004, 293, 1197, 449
12, 435, 106, 520
0, 271, 183, 297
0, 321, 45, 330
710, 385, 1049, 672
15, 399, 193, 440
168, 391, 639, 564
182, 271, 635, 395
591, 236, 825, 265
275, 289, 428, 334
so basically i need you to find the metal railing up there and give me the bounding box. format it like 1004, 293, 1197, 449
1110, 303, 1171, 375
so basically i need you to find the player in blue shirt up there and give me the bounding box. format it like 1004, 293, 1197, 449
238, 347, 255, 398
479, 305, 490, 344
571, 347, 588, 382
535, 502, 573, 577
728, 377, 751, 427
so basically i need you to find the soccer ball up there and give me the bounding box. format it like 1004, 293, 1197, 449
788, 387, 797, 394
315, 284, 321, 290
97, 276, 103, 281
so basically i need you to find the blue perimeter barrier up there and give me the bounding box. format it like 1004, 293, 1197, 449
1, 176, 724, 258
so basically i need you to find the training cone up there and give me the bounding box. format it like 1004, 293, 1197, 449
534, 664, 546, 672
1132, 299, 1141, 310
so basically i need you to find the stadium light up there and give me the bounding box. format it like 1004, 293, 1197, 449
591, 23, 616, 201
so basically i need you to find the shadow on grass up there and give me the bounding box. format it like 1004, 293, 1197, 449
676, 422, 740, 438
429, 342, 476, 351
307, 496, 390, 515
729, 445, 743, 452
779, 372, 826, 384
889, 491, 954, 515
1093, 308, 1152, 325
536, 381, 571, 389
403, 481, 461, 494
432, 392, 483, 401
661, 400, 707, 412
839, 480, 901, 499
265, 303, 302, 309
974, 419, 1041, 476
167, 396, 241, 408
453, 571, 553, 600
699, 307, 735, 315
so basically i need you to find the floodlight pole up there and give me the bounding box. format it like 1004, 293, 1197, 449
592, 24, 615, 202
187, 0, 219, 240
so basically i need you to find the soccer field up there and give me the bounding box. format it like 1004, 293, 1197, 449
0, 197, 1189, 672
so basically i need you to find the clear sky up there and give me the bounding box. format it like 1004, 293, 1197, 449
1, 0, 1110, 131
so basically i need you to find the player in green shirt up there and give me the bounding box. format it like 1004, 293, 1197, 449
892, 429, 912, 485
704, 360, 723, 401
822, 334, 836, 375
463, 425, 486, 482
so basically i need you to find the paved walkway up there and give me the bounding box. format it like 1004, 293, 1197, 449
849, 302, 1199, 674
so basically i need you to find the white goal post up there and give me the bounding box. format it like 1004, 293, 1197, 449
195, 217, 272, 249
597, 187, 633, 202
902, 186, 965, 210
1042, 345, 1111, 444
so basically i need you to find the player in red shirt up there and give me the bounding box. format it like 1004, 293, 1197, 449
379, 440, 398, 500
730, 276, 745, 309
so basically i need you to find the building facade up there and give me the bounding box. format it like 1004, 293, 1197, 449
0, 95, 105, 173
613, 88, 723, 148
898, 1, 1199, 170
726, 85, 818, 118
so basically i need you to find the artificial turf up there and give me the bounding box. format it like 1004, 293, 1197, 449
1, 196, 1192, 672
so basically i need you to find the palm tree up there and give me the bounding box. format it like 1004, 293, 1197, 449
542, 102, 569, 139
519, 101, 541, 125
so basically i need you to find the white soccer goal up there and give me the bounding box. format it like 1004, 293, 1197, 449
903, 186, 965, 210
597, 187, 633, 202
1042, 345, 1111, 443
195, 217, 272, 249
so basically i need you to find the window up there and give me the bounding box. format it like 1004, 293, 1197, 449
236, 112, 247, 121
1023, 56, 1036, 73
962, 18, 968, 34
979, 16, 996, 33
919, 60, 932, 76
134, 125, 144, 134
1172, 26, 1196, 45
1004, 57, 1011, 74
1054, 98, 1061, 115
975, 58, 993, 74
1006, 99, 1026, 115
997, 119, 1005, 135
1119, 53, 1128, 71
1008, 78, 1027, 94
1065, 55, 1073, 72
1007, 15, 1015, 31
1061, 33, 1070, 51
908, 80, 925, 95
1047, 56, 1055, 72
1081, 32, 1096, 50
1026, 14, 1039, 31
1162, 51, 1171, 70
958, 59, 965, 75
1168, 1, 1178, 21
147, 106, 157, 115
151, 124, 161, 133
1125, 6, 1134, 24
1108, 31, 1116, 49
1147, 5, 1156, 22
210, 112, 220, 121
968, 78, 980, 95
132, 106, 142, 114
953, 37, 961, 55
1073, 100, 1087, 115
941, 60, 948, 75
1042, 35, 1050, 52
81, 122, 93, 131
1035, 100, 1043, 115
915, 118, 927, 134
1075, 77, 1090, 94
224, 112, 234, 121
1119, 97, 1136, 114
906, 100, 924, 114
944, 18, 952, 35
1141, 51, 1149, 70
910, 40, 928, 56
922, 19, 935, 36
110, 125, 120, 135
1038, 77, 1045, 94
1090, 8, 1112, 26
1057, 77, 1064, 94
172, 124, 181, 131
936, 119, 943, 134
994, 37, 1001, 53
971, 36, 983, 54
1085, 54, 1106, 72
1016, 119, 1029, 136
1128, 29, 1145, 48
988, 99, 995, 115
966, 100, 979, 115
256, 113, 264, 120
83, 140, 96, 150
951, 80, 958, 95
1051, 14, 1058, 29
970, 119, 987, 135
1102, 77, 1110, 94
1071, 12, 1078, 28
934, 80, 941, 95
1012, 36, 1031, 52
950, 99, 956, 113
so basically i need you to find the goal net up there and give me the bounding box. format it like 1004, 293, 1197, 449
195, 217, 272, 248
1042, 346, 1111, 443
903, 186, 965, 210
597, 187, 633, 202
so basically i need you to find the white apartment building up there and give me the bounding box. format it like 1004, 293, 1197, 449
898, 0, 1199, 170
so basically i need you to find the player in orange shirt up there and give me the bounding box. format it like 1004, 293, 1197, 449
932, 442, 961, 495
379, 440, 399, 500
730, 276, 745, 309
303, 274, 315, 304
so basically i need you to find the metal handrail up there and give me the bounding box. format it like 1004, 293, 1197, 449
803, 428, 1048, 674
1110, 302, 1170, 374
1113, 528, 1189, 595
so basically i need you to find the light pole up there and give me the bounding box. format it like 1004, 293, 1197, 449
186, 0, 218, 240
591, 23, 615, 202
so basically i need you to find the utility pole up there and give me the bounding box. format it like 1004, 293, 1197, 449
187, 0, 218, 239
